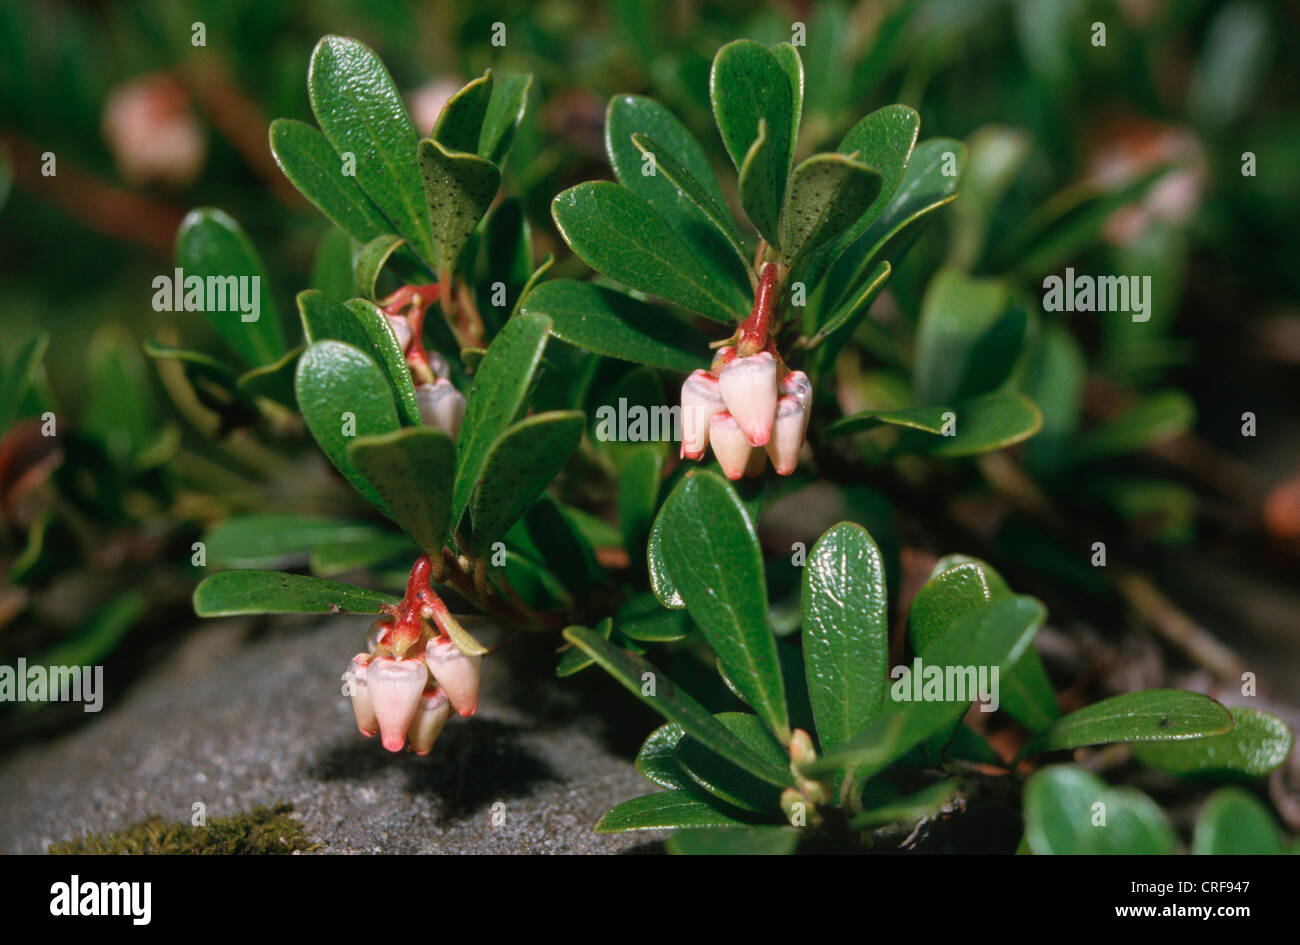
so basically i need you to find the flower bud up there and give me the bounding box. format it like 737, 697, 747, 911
416, 379, 465, 439
408, 689, 451, 755
719, 352, 778, 447
386, 314, 412, 352
766, 394, 809, 476
708, 411, 752, 481
347, 654, 378, 737
680, 370, 724, 460
780, 370, 812, 411
366, 657, 428, 752
101, 74, 205, 189
424, 636, 481, 717
427, 349, 451, 381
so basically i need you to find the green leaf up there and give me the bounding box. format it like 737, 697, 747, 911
618, 446, 663, 565
826, 404, 951, 439
307, 36, 435, 266
780, 152, 882, 274
636, 723, 695, 790
1023, 765, 1177, 854
431, 70, 492, 152
659, 471, 789, 742
523, 496, 597, 595
1192, 787, 1286, 854
310, 534, 414, 576
450, 312, 551, 538
914, 391, 1042, 458
0, 331, 48, 430
711, 39, 793, 243
647, 505, 686, 610
354, 234, 406, 299
174, 209, 285, 367
269, 119, 391, 247
564, 625, 791, 786
203, 514, 390, 568
628, 130, 749, 274
801, 522, 888, 751
1069, 391, 1195, 464
470, 411, 584, 555
806, 596, 1046, 779
521, 280, 707, 373
294, 340, 401, 515
1132, 706, 1294, 780
769, 43, 803, 175
595, 791, 756, 833
800, 260, 890, 355
296, 291, 421, 427
849, 779, 958, 830
311, 227, 360, 301
913, 269, 1017, 407
193, 570, 397, 617
616, 593, 689, 643
418, 137, 500, 275
666, 826, 797, 855
1023, 690, 1234, 756
478, 73, 532, 166
552, 182, 748, 323
676, 712, 791, 812
349, 426, 456, 556
835, 104, 921, 246
556, 618, 610, 678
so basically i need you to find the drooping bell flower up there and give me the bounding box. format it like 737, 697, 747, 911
718, 351, 778, 447
424, 636, 481, 717
680, 370, 724, 460
408, 689, 451, 755
366, 657, 428, 752
416, 379, 465, 439
347, 654, 378, 737
386, 314, 413, 353
709, 411, 752, 481
766, 371, 812, 475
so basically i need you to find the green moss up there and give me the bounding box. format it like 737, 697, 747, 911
49, 802, 321, 854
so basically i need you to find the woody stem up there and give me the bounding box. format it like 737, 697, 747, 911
738, 262, 780, 356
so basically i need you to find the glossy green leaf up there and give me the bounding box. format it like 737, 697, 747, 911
780, 152, 882, 273
1192, 787, 1286, 854
659, 471, 789, 741
718, 639, 815, 736
636, 723, 695, 790
1024, 690, 1234, 756
478, 73, 532, 166
647, 506, 686, 610
470, 410, 584, 555
203, 514, 390, 569
307, 36, 435, 266
595, 790, 755, 833
294, 340, 401, 514
825, 403, 951, 439
556, 618, 610, 678
1132, 706, 1294, 780
618, 446, 663, 565
236, 345, 301, 407
1023, 765, 1177, 854
311, 227, 360, 301
915, 390, 1042, 458
193, 570, 397, 617
269, 119, 391, 247
552, 181, 748, 323
711, 40, 793, 243
616, 593, 689, 643
174, 209, 285, 367
676, 712, 792, 812
769, 42, 803, 175
565, 625, 792, 786
802, 260, 890, 350
450, 313, 551, 536
523, 496, 597, 595
431, 70, 491, 151
849, 779, 958, 830
835, 104, 921, 246
805, 596, 1046, 779
1069, 391, 1195, 464
309, 534, 414, 576
801, 522, 888, 750
666, 826, 797, 855
349, 426, 456, 556
521, 279, 707, 373
354, 234, 406, 299
418, 137, 500, 275
913, 268, 1020, 406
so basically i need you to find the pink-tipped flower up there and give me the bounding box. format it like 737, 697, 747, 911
386, 314, 413, 353
347, 654, 378, 737
680, 370, 724, 460
719, 351, 778, 447
416, 379, 465, 439
408, 689, 451, 755
425, 637, 481, 717
781, 370, 812, 411
709, 411, 752, 480
366, 657, 428, 752
766, 394, 810, 475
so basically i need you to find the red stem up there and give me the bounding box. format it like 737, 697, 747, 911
738, 263, 779, 356
382, 283, 441, 385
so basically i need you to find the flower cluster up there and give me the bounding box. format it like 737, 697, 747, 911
344, 556, 481, 755
679, 263, 810, 479
380, 284, 465, 439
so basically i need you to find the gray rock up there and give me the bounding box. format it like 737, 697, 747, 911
0, 617, 664, 854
